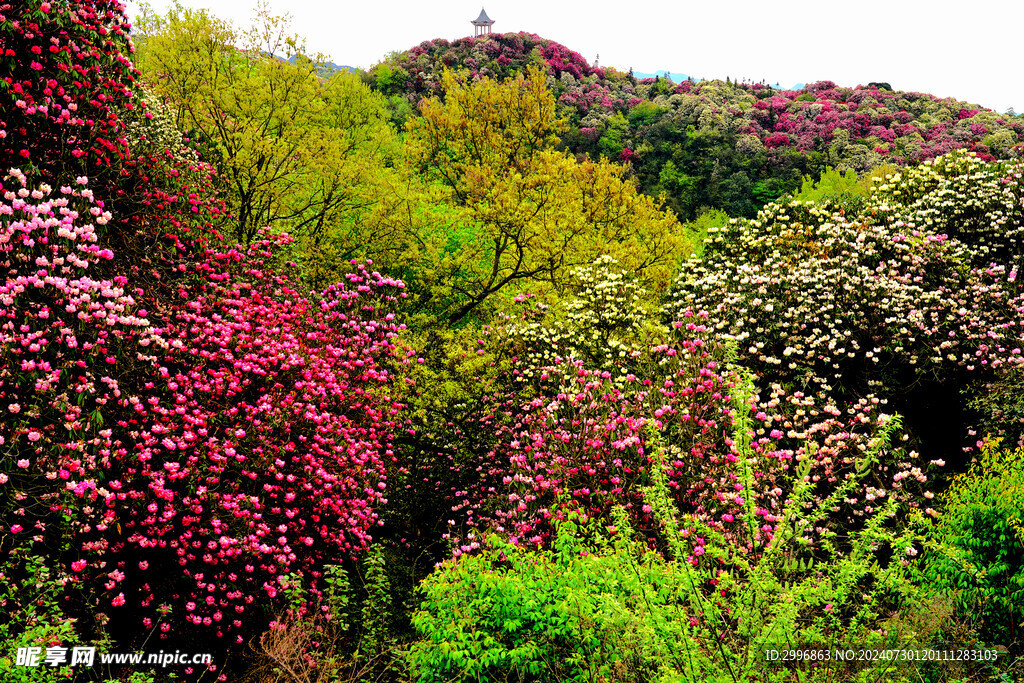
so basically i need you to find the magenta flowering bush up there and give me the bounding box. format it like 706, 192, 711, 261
105, 248, 408, 639
1, 169, 410, 643
371, 32, 606, 99
442, 348, 927, 566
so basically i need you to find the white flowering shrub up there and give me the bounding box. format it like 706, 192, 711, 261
869, 150, 1024, 266
663, 151, 1024, 451
122, 84, 198, 164
506, 255, 664, 377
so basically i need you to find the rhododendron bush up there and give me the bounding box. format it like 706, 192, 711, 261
0, 0, 227, 256
404, 262, 933, 567
664, 151, 1024, 435
109, 251, 407, 638
1, 170, 408, 645
0, 0, 135, 172
452, 344, 927, 559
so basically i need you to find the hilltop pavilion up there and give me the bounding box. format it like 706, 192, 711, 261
472, 8, 494, 36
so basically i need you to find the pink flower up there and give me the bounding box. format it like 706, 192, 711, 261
112, 593, 126, 607
10, 524, 23, 533
71, 560, 87, 571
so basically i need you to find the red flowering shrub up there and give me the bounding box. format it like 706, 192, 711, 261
0, 0, 136, 187
0, 0, 227, 257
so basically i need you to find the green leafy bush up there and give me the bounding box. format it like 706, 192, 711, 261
407, 376, 939, 683
920, 443, 1024, 651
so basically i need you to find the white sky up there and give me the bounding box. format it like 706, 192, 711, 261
126, 0, 1022, 115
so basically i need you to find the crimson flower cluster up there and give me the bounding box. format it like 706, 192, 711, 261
0, 0, 137, 183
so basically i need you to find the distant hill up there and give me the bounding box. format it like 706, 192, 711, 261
320, 61, 356, 75
633, 71, 691, 83
634, 72, 805, 91
284, 53, 356, 77
368, 32, 1024, 218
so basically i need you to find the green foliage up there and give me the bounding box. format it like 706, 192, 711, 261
655, 159, 698, 216
920, 443, 1024, 650
407, 374, 939, 683
683, 208, 731, 259
405, 67, 689, 325
751, 176, 791, 205
971, 366, 1024, 449
254, 549, 409, 682
0, 544, 141, 683
791, 166, 871, 212
0, 547, 80, 682
135, 2, 398, 244
628, 101, 668, 128
597, 112, 629, 158
407, 516, 680, 683
359, 545, 397, 661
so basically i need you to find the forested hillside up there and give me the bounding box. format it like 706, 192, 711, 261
1, 3, 1022, 683
369, 32, 1024, 218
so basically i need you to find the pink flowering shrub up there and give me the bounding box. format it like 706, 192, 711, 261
422, 262, 929, 562
1, 169, 409, 643
0, 168, 145, 542
0, 168, 163, 655
106, 249, 407, 639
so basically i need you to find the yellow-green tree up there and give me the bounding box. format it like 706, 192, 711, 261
134, 3, 397, 244
406, 67, 689, 325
